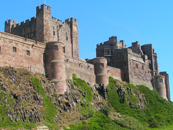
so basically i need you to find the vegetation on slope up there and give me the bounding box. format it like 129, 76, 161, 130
106, 76, 173, 128
0, 67, 173, 130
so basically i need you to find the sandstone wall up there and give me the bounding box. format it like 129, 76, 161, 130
65, 57, 95, 86
0, 32, 45, 74
128, 53, 153, 89
107, 66, 123, 81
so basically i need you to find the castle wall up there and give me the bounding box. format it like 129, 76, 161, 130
65, 57, 95, 86
58, 23, 72, 58
128, 52, 153, 89
0, 32, 45, 74
107, 66, 123, 81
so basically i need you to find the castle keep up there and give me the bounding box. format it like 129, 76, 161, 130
0, 4, 170, 100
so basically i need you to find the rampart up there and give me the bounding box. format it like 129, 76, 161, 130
65, 57, 95, 86
107, 66, 123, 81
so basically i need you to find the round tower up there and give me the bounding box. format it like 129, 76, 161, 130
45, 41, 66, 94
154, 75, 167, 100
93, 57, 108, 87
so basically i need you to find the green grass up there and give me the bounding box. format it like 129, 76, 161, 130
106, 76, 173, 128
31, 77, 57, 123
72, 74, 93, 102
68, 111, 127, 130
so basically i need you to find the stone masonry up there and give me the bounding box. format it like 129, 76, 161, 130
0, 4, 170, 100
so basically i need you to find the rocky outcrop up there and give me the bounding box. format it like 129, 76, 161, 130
0, 67, 147, 129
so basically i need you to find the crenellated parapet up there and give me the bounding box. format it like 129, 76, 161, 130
36, 4, 51, 12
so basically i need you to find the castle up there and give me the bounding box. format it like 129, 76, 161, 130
0, 4, 170, 100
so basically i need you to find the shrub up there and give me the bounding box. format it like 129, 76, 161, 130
100, 106, 110, 116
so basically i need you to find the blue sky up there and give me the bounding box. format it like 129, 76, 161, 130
0, 0, 173, 101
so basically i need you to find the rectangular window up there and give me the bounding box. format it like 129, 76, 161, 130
159, 79, 163, 83
63, 47, 65, 53
53, 45, 58, 51
53, 31, 55, 36
136, 64, 138, 68
100, 63, 104, 68
142, 65, 144, 70
13, 47, 17, 52
26, 50, 30, 56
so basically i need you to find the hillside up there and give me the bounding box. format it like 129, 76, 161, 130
0, 67, 173, 130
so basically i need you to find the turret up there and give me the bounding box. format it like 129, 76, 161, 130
93, 57, 108, 87
45, 41, 66, 94
65, 17, 79, 59
154, 75, 168, 100
5, 19, 18, 33
36, 4, 51, 43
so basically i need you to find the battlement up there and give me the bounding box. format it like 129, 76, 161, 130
132, 41, 139, 46
51, 17, 62, 24
5, 19, 18, 25
36, 4, 51, 12
65, 17, 78, 24
10, 17, 36, 28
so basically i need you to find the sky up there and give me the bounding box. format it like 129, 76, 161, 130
0, 0, 173, 101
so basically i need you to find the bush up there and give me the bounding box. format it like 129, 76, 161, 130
100, 106, 110, 116
148, 116, 159, 128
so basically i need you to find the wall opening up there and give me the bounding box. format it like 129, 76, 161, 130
100, 63, 104, 68
53, 31, 55, 36
63, 47, 65, 53
53, 45, 58, 51
66, 36, 68, 41
13, 47, 17, 52
136, 63, 138, 68
26, 50, 30, 56
142, 65, 144, 70
159, 78, 163, 83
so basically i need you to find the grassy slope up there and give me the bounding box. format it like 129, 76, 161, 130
70, 76, 173, 130
106, 77, 173, 129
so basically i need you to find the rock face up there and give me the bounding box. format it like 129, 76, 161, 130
0, 67, 147, 129
0, 67, 111, 127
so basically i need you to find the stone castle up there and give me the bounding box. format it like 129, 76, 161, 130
0, 4, 170, 100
